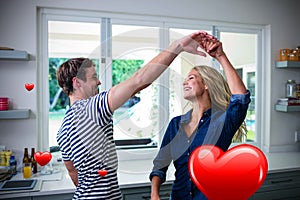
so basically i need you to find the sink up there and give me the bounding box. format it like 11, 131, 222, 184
0, 179, 37, 191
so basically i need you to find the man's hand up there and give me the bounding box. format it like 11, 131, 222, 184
175, 31, 208, 57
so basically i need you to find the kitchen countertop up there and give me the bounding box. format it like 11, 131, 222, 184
0, 151, 300, 199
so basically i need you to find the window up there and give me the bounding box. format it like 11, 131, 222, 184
46, 20, 163, 148
47, 21, 101, 147
39, 8, 263, 152
111, 25, 160, 147
167, 28, 258, 143
168, 28, 212, 119
219, 31, 258, 142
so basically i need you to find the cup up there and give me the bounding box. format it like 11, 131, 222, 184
23, 163, 31, 179
0, 97, 9, 111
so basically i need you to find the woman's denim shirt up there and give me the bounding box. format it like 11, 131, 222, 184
149, 91, 251, 200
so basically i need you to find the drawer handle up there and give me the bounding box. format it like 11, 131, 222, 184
270, 178, 293, 184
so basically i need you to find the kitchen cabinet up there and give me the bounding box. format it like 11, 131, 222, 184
121, 183, 172, 200
275, 61, 300, 112
2, 197, 30, 200
1, 168, 300, 200
121, 169, 300, 200
0, 190, 74, 200
31, 193, 73, 200
250, 169, 300, 200
2, 194, 73, 200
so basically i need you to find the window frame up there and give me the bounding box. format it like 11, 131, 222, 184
213, 26, 264, 148
38, 8, 265, 158
38, 8, 103, 151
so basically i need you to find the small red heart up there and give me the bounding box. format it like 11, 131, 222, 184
188, 144, 268, 200
98, 169, 108, 177
25, 83, 34, 91
34, 151, 52, 166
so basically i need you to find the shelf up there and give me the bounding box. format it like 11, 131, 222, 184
0, 50, 29, 60
275, 104, 300, 112
0, 109, 30, 119
275, 61, 300, 68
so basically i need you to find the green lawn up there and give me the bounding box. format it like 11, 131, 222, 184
49, 111, 65, 120
247, 130, 255, 141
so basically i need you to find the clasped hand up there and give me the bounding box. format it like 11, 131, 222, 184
178, 31, 225, 59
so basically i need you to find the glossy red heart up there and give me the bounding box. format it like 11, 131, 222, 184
34, 151, 52, 166
25, 83, 34, 91
98, 169, 108, 177
188, 144, 268, 200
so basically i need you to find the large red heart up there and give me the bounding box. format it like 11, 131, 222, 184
34, 151, 52, 166
25, 83, 34, 91
188, 144, 268, 200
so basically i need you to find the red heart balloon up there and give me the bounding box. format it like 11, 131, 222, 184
98, 169, 108, 177
188, 144, 268, 200
34, 151, 52, 166
25, 83, 34, 91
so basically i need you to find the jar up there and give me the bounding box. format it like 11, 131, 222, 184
297, 84, 300, 98
280, 49, 290, 61
289, 49, 299, 61
286, 80, 297, 98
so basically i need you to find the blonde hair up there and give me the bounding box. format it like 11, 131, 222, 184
193, 65, 247, 142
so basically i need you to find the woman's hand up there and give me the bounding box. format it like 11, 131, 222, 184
199, 32, 247, 94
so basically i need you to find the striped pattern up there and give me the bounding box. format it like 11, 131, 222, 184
57, 91, 122, 200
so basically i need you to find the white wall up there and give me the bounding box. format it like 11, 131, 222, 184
0, 0, 299, 160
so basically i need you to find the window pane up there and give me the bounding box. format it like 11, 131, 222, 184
111, 25, 159, 142
220, 32, 257, 142
169, 28, 212, 119
48, 21, 100, 147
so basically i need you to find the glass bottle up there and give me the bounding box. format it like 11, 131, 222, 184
31, 148, 37, 174
286, 80, 297, 98
23, 148, 31, 179
22, 148, 30, 164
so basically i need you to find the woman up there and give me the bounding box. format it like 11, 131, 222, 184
149, 32, 251, 200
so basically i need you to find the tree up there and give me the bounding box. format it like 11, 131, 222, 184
48, 58, 143, 111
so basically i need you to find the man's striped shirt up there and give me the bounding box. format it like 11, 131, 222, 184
57, 91, 122, 199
